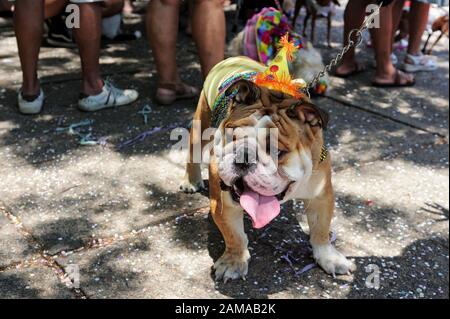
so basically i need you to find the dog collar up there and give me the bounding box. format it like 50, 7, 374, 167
211, 72, 258, 127
319, 145, 328, 163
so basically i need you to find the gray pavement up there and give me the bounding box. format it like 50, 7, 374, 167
0, 3, 448, 299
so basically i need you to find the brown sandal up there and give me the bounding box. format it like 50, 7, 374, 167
372, 70, 415, 88
155, 82, 199, 105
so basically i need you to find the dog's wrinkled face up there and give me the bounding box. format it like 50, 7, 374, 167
214, 80, 329, 228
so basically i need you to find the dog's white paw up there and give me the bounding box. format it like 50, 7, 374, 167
312, 244, 355, 277
214, 250, 250, 283
179, 179, 204, 194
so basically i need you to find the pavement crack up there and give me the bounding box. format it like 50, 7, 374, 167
53, 205, 211, 258
0, 204, 88, 299
324, 94, 447, 138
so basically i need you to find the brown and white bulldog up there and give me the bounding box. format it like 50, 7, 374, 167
180, 56, 355, 282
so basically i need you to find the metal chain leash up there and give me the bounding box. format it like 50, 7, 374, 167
302, 3, 383, 97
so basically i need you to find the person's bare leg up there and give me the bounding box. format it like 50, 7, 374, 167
72, 2, 104, 96
191, 0, 225, 78
372, 1, 414, 84
147, 0, 181, 85
407, 0, 430, 55
391, 0, 405, 43
371, 4, 394, 78
394, 10, 410, 43
44, 0, 69, 19
14, 0, 44, 96
335, 0, 369, 76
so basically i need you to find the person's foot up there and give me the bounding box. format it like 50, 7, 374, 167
335, 61, 366, 78
372, 69, 415, 87
78, 80, 139, 112
401, 53, 438, 73
155, 82, 199, 105
18, 89, 44, 115
45, 15, 76, 48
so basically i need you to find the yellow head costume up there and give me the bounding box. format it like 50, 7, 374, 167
254, 34, 306, 99
206, 34, 306, 127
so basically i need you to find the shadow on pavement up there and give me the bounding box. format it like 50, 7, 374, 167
170, 195, 449, 298
420, 202, 449, 222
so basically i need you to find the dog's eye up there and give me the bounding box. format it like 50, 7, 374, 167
277, 150, 289, 160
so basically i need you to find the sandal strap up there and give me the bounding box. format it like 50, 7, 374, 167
158, 83, 178, 91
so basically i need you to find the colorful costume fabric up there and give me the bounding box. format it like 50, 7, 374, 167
243, 7, 303, 66
205, 36, 306, 127
204, 56, 265, 110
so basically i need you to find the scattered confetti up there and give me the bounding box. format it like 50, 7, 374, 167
138, 104, 153, 125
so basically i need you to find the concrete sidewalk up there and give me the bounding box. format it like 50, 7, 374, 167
0, 6, 448, 299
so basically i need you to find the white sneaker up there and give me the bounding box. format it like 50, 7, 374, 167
78, 81, 139, 112
401, 53, 438, 73
18, 89, 44, 115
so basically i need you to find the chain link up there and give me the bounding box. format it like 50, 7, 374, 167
303, 3, 383, 95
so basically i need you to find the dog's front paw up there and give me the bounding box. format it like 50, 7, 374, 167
313, 244, 355, 277
214, 250, 250, 283
179, 179, 205, 194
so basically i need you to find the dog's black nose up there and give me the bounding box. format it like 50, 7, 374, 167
234, 147, 256, 172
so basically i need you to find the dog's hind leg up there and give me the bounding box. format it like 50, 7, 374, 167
180, 91, 211, 193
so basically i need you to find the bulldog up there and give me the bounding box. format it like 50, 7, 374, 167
180, 56, 355, 282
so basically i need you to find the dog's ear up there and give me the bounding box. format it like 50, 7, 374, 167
226, 80, 260, 105
296, 102, 329, 130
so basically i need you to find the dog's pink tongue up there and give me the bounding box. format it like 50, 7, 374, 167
240, 190, 280, 229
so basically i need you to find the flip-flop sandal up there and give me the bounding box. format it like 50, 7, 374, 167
372, 70, 415, 88
156, 82, 199, 105
334, 63, 366, 78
